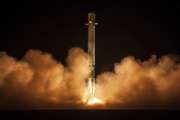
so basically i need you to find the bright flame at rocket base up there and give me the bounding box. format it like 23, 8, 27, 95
82, 78, 104, 106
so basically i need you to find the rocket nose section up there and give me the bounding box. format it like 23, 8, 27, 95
88, 12, 96, 22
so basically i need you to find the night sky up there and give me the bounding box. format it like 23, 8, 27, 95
0, 0, 179, 75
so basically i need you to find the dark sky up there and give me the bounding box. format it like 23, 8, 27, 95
0, 0, 179, 74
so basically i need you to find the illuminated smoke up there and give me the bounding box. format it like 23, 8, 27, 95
0, 47, 89, 109
0, 48, 180, 109
96, 55, 180, 108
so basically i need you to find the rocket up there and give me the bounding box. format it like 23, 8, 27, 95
86, 12, 98, 98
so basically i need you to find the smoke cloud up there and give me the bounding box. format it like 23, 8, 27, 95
0, 47, 89, 109
96, 55, 180, 108
0, 48, 180, 109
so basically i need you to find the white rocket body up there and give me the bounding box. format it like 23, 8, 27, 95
87, 12, 97, 98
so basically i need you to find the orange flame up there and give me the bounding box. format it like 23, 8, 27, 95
82, 78, 104, 106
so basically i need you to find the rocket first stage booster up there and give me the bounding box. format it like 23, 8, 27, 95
86, 12, 98, 99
